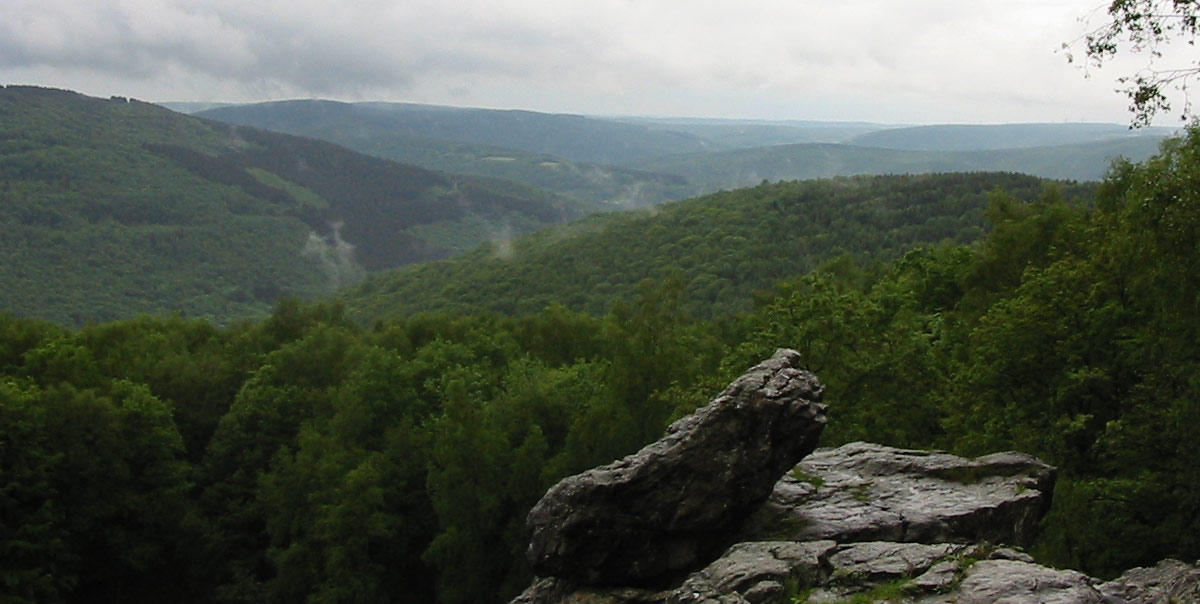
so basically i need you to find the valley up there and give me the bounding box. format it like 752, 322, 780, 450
3, 84, 1199, 604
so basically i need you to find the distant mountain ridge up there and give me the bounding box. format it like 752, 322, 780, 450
612, 116, 889, 147
194, 100, 693, 207
193, 99, 1170, 203
845, 122, 1176, 151
635, 136, 1167, 190
199, 100, 717, 165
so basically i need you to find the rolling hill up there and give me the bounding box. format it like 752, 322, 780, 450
194, 100, 1167, 204
613, 116, 890, 147
198, 100, 717, 165
341, 172, 1094, 322
845, 122, 1175, 150
0, 86, 580, 325
8, 87, 1162, 327
191, 100, 693, 207
633, 136, 1167, 191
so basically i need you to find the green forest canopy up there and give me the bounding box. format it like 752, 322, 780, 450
5, 127, 1200, 604
342, 171, 1091, 321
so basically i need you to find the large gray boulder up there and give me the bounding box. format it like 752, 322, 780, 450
525, 349, 827, 586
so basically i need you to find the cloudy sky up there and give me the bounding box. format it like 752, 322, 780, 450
0, 0, 1188, 124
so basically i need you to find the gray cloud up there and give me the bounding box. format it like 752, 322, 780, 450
0, 0, 1175, 123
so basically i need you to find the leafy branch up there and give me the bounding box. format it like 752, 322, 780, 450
1064, 0, 1200, 126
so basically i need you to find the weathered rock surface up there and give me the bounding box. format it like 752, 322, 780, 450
741, 442, 1057, 547
585, 545, 1200, 604
669, 540, 837, 604
927, 558, 1106, 604
511, 352, 1200, 604
1099, 558, 1200, 604
526, 349, 826, 586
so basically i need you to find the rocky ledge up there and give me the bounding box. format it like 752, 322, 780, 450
512, 349, 1200, 604
739, 442, 1056, 548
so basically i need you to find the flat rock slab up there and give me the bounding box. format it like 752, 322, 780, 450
741, 442, 1056, 547
925, 559, 1107, 604
1099, 558, 1200, 604
526, 349, 827, 586
826, 541, 964, 581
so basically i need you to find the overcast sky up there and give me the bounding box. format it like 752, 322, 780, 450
0, 0, 1188, 124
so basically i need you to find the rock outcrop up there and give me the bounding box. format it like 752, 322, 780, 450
511, 351, 1200, 604
526, 348, 826, 587
740, 442, 1056, 547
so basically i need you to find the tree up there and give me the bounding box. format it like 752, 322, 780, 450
0, 380, 193, 603
423, 374, 526, 604
258, 347, 438, 604
1067, 0, 1200, 126
199, 323, 367, 601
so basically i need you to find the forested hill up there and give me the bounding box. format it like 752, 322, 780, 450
193, 100, 1165, 204
193, 100, 694, 207
198, 100, 715, 165
613, 116, 886, 147
636, 136, 1166, 191
845, 122, 1175, 150
0, 86, 578, 326
342, 171, 1092, 322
